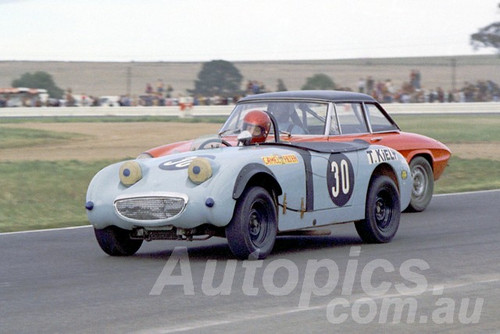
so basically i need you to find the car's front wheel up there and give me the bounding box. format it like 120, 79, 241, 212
407, 156, 434, 212
226, 186, 277, 260
94, 226, 143, 256
355, 175, 401, 243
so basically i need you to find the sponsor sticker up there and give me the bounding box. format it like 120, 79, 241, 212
366, 148, 398, 165
262, 154, 299, 166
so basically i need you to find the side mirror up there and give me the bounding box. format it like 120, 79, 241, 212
237, 130, 253, 146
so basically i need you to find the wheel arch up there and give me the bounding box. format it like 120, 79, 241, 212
232, 163, 282, 201
370, 163, 399, 193
407, 151, 434, 172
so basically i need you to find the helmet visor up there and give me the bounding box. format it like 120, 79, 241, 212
244, 123, 264, 137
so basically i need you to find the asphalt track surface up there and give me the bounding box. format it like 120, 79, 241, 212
1, 190, 499, 333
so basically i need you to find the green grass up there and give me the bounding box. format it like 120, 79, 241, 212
435, 157, 500, 193
0, 156, 496, 232
0, 160, 114, 232
394, 114, 500, 193
0, 116, 228, 124
0, 127, 83, 149
393, 114, 500, 143
0, 115, 499, 232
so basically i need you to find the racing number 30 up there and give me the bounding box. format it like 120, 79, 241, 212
331, 159, 350, 197
327, 154, 354, 207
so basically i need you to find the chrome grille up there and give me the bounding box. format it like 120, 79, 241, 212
115, 196, 186, 221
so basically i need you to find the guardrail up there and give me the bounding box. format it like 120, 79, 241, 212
0, 102, 499, 118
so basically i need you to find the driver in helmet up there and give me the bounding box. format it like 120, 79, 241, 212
242, 109, 271, 144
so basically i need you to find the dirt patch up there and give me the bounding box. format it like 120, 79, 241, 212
447, 143, 500, 161
1, 122, 498, 162
0, 122, 222, 161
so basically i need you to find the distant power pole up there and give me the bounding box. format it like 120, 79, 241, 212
451, 58, 457, 91
126, 65, 132, 96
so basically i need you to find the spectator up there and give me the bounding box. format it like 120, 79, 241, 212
65, 88, 76, 107
358, 78, 365, 93
410, 69, 421, 89
156, 79, 164, 94
366, 76, 374, 95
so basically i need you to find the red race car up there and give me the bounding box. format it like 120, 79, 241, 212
143, 91, 451, 212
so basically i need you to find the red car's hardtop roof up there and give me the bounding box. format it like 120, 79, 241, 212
239, 90, 377, 103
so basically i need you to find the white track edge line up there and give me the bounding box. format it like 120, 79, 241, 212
2, 189, 499, 236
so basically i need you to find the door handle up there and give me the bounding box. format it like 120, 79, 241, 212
370, 137, 382, 142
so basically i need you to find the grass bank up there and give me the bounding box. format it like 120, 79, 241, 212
0, 127, 83, 149
1, 156, 497, 232
0, 114, 499, 232
0, 115, 228, 124
393, 114, 500, 142
0, 160, 113, 232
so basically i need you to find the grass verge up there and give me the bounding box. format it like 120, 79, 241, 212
0, 156, 498, 232
0, 127, 83, 149
393, 114, 500, 142
1, 114, 499, 232
0, 115, 228, 124
435, 157, 500, 193
0, 160, 113, 232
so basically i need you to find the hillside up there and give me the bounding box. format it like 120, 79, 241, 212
1, 55, 499, 98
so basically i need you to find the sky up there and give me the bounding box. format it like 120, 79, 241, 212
1, 0, 499, 62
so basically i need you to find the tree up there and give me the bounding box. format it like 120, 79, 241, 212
471, 22, 500, 53
190, 60, 243, 96
11, 71, 64, 98
470, 3, 500, 53
301, 73, 336, 90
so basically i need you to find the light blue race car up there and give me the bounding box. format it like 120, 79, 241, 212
86, 112, 412, 259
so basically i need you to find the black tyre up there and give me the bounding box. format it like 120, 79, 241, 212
406, 156, 434, 212
94, 226, 143, 256
226, 186, 277, 260
355, 175, 400, 243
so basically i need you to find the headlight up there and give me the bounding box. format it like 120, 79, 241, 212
188, 158, 212, 184
119, 161, 142, 186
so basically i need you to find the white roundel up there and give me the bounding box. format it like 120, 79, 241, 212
327, 153, 354, 207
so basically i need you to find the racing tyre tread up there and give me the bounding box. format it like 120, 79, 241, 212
355, 175, 400, 243
226, 186, 277, 260
406, 156, 434, 212
94, 226, 143, 256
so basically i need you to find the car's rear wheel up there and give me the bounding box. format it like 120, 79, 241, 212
226, 186, 277, 260
407, 156, 434, 212
94, 226, 143, 256
355, 175, 400, 243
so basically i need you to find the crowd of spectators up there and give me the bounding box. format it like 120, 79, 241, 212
2, 71, 499, 108
356, 70, 500, 103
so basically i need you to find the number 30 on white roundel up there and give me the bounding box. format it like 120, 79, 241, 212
327, 154, 354, 207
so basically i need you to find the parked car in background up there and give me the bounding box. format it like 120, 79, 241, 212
99, 95, 120, 107
0, 87, 48, 107
145, 91, 451, 212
